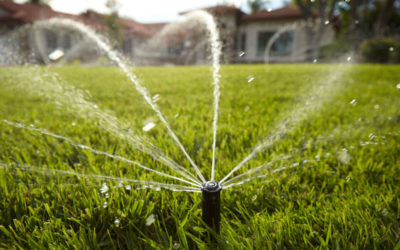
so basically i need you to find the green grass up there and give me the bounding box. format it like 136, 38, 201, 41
0, 64, 399, 248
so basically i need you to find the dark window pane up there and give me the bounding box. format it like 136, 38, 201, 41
257, 31, 274, 57
46, 30, 57, 51
271, 31, 294, 56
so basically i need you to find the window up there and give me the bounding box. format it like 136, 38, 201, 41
167, 43, 184, 56
257, 31, 274, 57
240, 33, 246, 52
257, 30, 294, 57
62, 34, 71, 50
45, 30, 57, 51
271, 31, 294, 56
122, 39, 132, 55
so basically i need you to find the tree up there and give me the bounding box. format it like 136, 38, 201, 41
295, 0, 338, 61
105, 0, 123, 49
247, 0, 270, 13
338, 0, 400, 49
374, 0, 396, 37
28, 0, 51, 5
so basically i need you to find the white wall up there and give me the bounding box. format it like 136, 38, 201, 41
237, 19, 335, 63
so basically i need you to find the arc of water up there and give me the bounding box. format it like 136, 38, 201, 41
2, 120, 201, 187
140, 11, 223, 182
222, 155, 292, 188
184, 11, 222, 181
264, 22, 300, 64
220, 64, 351, 185
4, 66, 201, 184
223, 158, 316, 189
35, 18, 206, 183
0, 161, 200, 192
197, 11, 222, 182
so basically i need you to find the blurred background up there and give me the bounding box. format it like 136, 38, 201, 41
0, 0, 399, 65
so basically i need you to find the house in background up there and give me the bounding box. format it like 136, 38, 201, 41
237, 5, 334, 63
0, 0, 105, 64
0, 0, 335, 65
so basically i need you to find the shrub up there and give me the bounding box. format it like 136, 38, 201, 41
361, 38, 400, 63
319, 40, 351, 62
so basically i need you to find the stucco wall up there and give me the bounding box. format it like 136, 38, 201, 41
237, 19, 335, 63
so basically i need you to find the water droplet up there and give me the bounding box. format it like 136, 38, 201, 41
103, 201, 108, 208
324, 20, 330, 25
152, 94, 160, 103
347, 56, 352, 62
247, 75, 255, 83
374, 104, 380, 109
93, 104, 98, 109
71, 122, 76, 126
154, 187, 161, 191
369, 133, 376, 140
244, 106, 250, 112
173, 242, 180, 249
238, 51, 245, 57
313, 59, 318, 63
350, 99, 357, 105
389, 47, 394, 52
338, 149, 351, 164
146, 214, 155, 226
396, 83, 400, 89
142, 122, 156, 132
114, 219, 120, 227
100, 183, 108, 194
125, 185, 131, 191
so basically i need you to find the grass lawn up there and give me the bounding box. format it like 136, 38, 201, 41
0, 64, 399, 248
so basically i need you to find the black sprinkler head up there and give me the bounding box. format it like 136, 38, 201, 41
201, 181, 222, 236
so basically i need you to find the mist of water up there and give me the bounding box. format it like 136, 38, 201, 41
0, 161, 200, 192
33, 18, 206, 183
2, 120, 201, 187
220, 62, 353, 185
4, 66, 202, 185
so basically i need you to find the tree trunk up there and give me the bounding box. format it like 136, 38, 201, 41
374, 0, 395, 37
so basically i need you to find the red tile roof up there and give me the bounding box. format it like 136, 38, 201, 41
0, 0, 104, 30
81, 10, 165, 38
242, 5, 316, 22
180, 5, 244, 16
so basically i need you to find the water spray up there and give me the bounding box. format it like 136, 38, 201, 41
201, 181, 222, 235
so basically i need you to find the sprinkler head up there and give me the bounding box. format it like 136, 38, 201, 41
201, 181, 222, 237
202, 181, 222, 193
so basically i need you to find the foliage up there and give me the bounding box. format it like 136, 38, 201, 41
0, 65, 399, 248
247, 0, 270, 13
104, 0, 123, 49
27, 0, 51, 6
319, 39, 351, 61
361, 38, 400, 63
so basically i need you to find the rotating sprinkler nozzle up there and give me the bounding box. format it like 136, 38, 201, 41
202, 181, 222, 235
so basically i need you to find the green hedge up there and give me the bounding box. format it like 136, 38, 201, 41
361, 38, 400, 63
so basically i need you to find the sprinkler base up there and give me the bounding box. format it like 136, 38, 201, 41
201, 181, 222, 235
